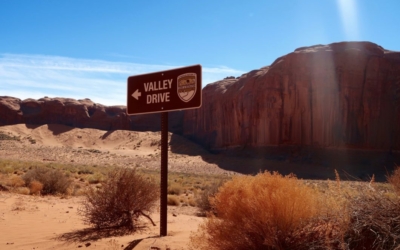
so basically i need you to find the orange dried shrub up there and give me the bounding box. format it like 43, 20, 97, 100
29, 180, 43, 195
190, 171, 326, 250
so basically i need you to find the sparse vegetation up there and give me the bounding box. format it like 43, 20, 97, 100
0, 131, 20, 141
3, 157, 400, 249
196, 180, 225, 215
167, 195, 180, 206
168, 183, 183, 195
79, 167, 159, 230
190, 170, 400, 250
22, 167, 72, 195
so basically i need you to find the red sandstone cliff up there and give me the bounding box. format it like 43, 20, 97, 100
183, 42, 400, 151
0, 96, 183, 133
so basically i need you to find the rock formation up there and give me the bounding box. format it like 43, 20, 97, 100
1, 42, 400, 154
183, 42, 400, 152
0, 96, 183, 133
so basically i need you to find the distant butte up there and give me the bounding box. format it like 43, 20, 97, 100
184, 41, 400, 152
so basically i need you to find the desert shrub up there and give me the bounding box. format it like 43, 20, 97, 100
29, 180, 43, 195
79, 167, 159, 230
168, 183, 183, 195
22, 167, 72, 195
190, 171, 327, 250
344, 189, 400, 250
289, 174, 400, 250
7, 175, 25, 188
388, 165, 400, 195
167, 195, 180, 206
87, 173, 104, 184
196, 180, 224, 215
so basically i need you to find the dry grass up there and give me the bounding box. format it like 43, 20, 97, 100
344, 189, 400, 249
7, 175, 25, 188
195, 180, 225, 216
167, 195, 180, 206
168, 183, 183, 195
387, 165, 400, 195
14, 187, 30, 195
0, 159, 231, 206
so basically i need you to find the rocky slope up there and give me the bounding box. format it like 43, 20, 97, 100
183, 42, 400, 152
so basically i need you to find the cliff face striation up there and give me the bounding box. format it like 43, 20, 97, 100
0, 96, 183, 133
183, 42, 400, 151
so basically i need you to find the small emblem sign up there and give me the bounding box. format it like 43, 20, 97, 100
127, 65, 202, 115
177, 73, 197, 102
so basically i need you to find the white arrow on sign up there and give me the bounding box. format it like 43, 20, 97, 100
131, 89, 141, 100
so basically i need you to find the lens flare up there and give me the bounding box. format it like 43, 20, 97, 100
337, 0, 359, 40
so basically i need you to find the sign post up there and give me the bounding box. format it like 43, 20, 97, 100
160, 112, 168, 236
127, 65, 202, 237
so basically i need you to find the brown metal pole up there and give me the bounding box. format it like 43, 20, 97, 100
160, 112, 168, 236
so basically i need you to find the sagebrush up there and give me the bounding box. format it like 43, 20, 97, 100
22, 167, 72, 195
79, 167, 159, 230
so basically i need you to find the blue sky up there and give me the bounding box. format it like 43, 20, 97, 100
1, 0, 399, 106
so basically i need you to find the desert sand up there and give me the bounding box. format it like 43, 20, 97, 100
0, 124, 236, 250
0, 123, 236, 175
0, 192, 202, 249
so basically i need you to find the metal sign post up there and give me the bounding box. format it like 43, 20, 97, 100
160, 112, 168, 236
127, 65, 202, 237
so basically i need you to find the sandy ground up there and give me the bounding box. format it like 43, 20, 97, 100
0, 124, 234, 250
0, 124, 394, 249
0, 192, 202, 250
0, 124, 235, 176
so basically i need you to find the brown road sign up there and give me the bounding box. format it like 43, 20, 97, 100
127, 64, 202, 115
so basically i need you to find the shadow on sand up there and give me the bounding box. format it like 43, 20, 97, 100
55, 226, 159, 250
55, 227, 137, 243
25, 123, 76, 135
169, 134, 400, 182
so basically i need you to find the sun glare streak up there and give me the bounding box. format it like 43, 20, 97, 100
337, 0, 359, 40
